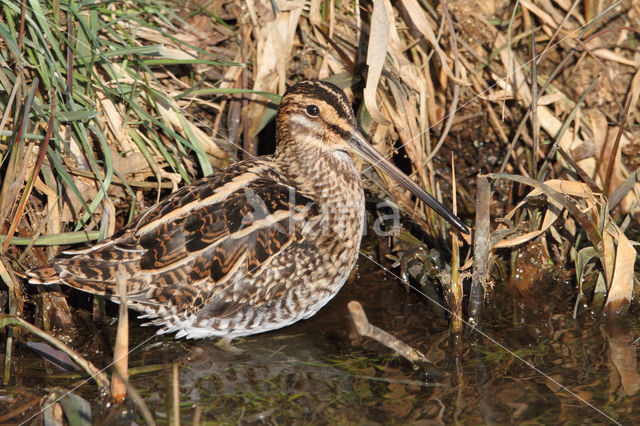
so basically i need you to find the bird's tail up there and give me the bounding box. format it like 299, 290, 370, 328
27, 265, 61, 285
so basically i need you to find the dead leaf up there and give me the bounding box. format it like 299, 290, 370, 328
61, 176, 99, 224
494, 179, 596, 249
156, 98, 228, 168
604, 225, 636, 314
363, 0, 390, 125
248, 6, 302, 136
110, 149, 151, 176
606, 320, 640, 396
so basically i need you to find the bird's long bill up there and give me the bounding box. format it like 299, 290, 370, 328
350, 130, 470, 234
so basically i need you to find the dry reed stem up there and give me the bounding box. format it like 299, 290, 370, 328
0, 259, 16, 385
450, 154, 462, 334
172, 363, 180, 426
470, 175, 491, 327
111, 271, 129, 403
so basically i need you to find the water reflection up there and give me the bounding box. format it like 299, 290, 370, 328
5, 262, 640, 423
131, 262, 640, 423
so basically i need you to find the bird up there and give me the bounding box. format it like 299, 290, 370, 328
28, 80, 469, 339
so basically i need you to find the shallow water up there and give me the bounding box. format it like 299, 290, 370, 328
4, 257, 640, 424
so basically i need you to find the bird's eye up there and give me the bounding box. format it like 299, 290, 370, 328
305, 104, 320, 117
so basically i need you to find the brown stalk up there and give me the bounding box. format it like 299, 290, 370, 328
1, 260, 16, 385
172, 363, 181, 425
583, 26, 640, 43
469, 175, 491, 327
66, 12, 74, 98
584, 0, 595, 22
603, 94, 633, 197
111, 271, 129, 403
450, 154, 462, 334
556, 147, 600, 193
530, 26, 539, 177
17, 0, 26, 51
1, 80, 44, 253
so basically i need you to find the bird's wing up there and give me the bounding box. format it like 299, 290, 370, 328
30, 160, 319, 317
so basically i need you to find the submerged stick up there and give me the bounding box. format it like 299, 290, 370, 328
348, 301, 427, 365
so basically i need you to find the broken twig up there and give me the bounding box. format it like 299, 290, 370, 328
348, 301, 427, 365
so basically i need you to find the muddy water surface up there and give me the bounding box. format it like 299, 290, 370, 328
5, 259, 640, 424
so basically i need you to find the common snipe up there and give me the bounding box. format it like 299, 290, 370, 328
28, 81, 469, 339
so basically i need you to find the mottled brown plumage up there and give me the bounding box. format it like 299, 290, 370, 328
28, 80, 468, 339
